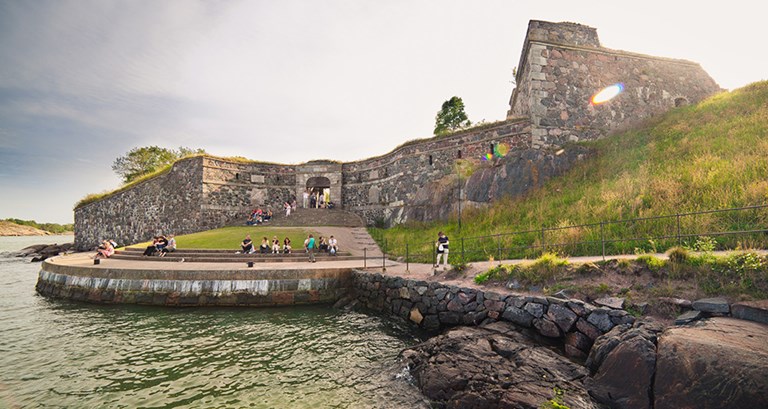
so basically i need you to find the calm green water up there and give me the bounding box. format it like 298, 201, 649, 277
0, 236, 429, 408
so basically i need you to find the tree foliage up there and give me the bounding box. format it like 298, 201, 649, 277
4, 218, 74, 233
112, 146, 205, 184
434, 96, 471, 135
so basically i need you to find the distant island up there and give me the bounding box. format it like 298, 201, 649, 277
0, 219, 74, 236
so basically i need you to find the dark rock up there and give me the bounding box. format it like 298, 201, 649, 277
501, 306, 534, 327
565, 331, 594, 354
422, 314, 440, 331
657, 297, 692, 309
401, 323, 599, 409
674, 310, 703, 325
534, 318, 562, 338
524, 302, 545, 318
547, 303, 579, 332
586, 309, 615, 333
731, 300, 768, 325
438, 311, 462, 325
691, 297, 730, 314
483, 299, 506, 312
576, 318, 602, 341
585, 322, 661, 409
655, 318, 768, 409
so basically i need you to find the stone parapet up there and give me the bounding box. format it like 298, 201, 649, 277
36, 259, 352, 307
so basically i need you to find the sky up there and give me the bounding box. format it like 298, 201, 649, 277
1, 0, 766, 224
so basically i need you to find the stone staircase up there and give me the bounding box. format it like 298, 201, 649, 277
266, 208, 365, 227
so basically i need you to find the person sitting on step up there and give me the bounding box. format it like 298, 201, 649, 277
160, 234, 176, 257
271, 236, 280, 254
318, 236, 328, 252
143, 236, 161, 256
95, 240, 115, 259
260, 237, 270, 253
240, 235, 253, 254
283, 237, 292, 254
328, 235, 338, 255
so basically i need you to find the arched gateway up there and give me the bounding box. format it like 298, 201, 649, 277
295, 161, 342, 209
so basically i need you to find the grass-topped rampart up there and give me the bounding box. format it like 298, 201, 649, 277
372, 81, 768, 260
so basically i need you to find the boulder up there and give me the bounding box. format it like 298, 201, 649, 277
691, 297, 730, 314
585, 320, 664, 409
401, 322, 599, 409
674, 310, 703, 325
731, 300, 768, 325
654, 317, 768, 409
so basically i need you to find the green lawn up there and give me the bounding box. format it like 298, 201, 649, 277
132, 226, 316, 250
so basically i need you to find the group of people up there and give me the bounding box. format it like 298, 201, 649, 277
142, 234, 176, 257
94, 239, 118, 259
239, 235, 293, 254
302, 234, 338, 263
302, 189, 334, 209
246, 208, 273, 225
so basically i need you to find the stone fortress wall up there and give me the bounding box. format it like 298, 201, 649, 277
74, 20, 721, 250
509, 20, 720, 147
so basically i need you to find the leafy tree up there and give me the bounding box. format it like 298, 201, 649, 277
112, 146, 205, 183
434, 96, 471, 135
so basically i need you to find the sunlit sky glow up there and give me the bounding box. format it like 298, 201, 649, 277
1, 0, 766, 223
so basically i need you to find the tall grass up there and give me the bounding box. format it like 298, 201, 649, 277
373, 81, 768, 261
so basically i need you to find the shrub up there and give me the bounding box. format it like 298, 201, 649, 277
636, 255, 666, 272
666, 246, 690, 263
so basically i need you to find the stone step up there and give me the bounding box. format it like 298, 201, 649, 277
120, 248, 352, 257
111, 253, 364, 263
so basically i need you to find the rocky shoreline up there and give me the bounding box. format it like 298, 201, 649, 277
12, 243, 74, 262
346, 271, 768, 408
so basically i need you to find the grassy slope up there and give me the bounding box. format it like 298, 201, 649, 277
375, 81, 768, 260
129, 226, 315, 250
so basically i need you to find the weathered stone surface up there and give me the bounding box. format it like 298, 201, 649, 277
534, 318, 562, 338
655, 318, 768, 409
674, 310, 703, 325
691, 297, 730, 314
524, 301, 546, 318
576, 318, 602, 341
586, 309, 615, 333
594, 297, 625, 310
565, 331, 593, 354
501, 305, 534, 327
585, 321, 663, 409
402, 323, 599, 409
547, 303, 579, 332
731, 300, 768, 325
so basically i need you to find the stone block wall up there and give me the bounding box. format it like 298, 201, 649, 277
201, 157, 296, 228
75, 157, 205, 250
351, 271, 635, 359
508, 20, 721, 148
341, 119, 531, 225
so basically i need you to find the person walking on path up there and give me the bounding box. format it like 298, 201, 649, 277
305, 234, 316, 263
435, 231, 449, 269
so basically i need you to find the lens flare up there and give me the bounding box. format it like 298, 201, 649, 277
591, 83, 624, 105
481, 153, 494, 161
494, 143, 510, 157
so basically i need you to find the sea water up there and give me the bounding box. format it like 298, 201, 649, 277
0, 236, 428, 408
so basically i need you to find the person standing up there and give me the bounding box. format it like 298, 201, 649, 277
305, 234, 316, 263
303, 190, 310, 208
435, 231, 449, 268
284, 201, 291, 217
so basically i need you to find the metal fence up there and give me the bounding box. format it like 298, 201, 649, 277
368, 204, 768, 266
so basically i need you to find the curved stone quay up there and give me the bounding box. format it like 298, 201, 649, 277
36, 253, 356, 306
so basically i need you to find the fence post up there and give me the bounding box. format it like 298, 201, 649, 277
600, 222, 606, 261
676, 214, 682, 246
405, 242, 409, 272
541, 225, 546, 256
382, 239, 386, 272
461, 237, 465, 263
364, 248, 367, 269
497, 235, 502, 264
